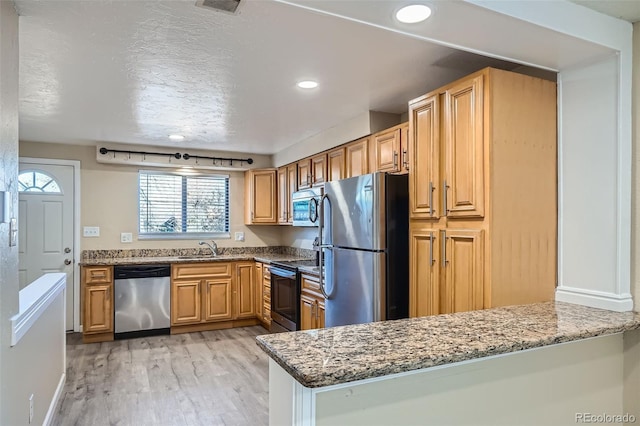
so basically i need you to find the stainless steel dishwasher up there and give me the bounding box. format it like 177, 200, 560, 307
114, 264, 171, 339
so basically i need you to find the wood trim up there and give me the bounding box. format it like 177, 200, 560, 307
170, 318, 260, 334
83, 266, 112, 284
82, 332, 114, 344
172, 262, 232, 279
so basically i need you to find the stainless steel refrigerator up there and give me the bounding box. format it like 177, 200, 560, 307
318, 172, 409, 327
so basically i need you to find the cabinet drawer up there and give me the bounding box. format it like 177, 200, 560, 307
301, 274, 320, 293
172, 262, 232, 279
84, 266, 113, 284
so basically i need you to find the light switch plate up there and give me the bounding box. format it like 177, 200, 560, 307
83, 226, 100, 237
121, 232, 133, 243
234, 232, 244, 242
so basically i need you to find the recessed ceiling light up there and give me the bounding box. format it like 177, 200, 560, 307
396, 4, 432, 23
169, 134, 185, 141
297, 80, 319, 89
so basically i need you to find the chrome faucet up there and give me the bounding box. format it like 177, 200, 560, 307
199, 240, 218, 256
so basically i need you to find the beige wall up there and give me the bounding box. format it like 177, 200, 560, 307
633, 21, 640, 312
19, 141, 285, 250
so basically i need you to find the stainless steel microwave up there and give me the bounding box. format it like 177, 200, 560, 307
291, 187, 323, 227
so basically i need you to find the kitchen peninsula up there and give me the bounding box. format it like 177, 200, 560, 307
257, 302, 640, 426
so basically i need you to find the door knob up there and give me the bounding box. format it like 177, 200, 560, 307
64, 247, 71, 253
64, 259, 72, 266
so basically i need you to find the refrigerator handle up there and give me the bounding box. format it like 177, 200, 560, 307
318, 193, 334, 299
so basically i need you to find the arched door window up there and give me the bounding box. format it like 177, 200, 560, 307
18, 170, 62, 193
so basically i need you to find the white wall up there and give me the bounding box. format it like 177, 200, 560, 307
1, 7, 75, 424
632, 21, 640, 311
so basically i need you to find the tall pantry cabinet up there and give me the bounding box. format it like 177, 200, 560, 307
409, 67, 557, 317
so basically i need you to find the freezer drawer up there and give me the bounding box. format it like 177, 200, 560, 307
324, 247, 385, 327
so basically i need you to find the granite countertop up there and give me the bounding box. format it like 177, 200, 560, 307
298, 265, 321, 276
79, 247, 317, 266
80, 253, 313, 266
256, 302, 640, 388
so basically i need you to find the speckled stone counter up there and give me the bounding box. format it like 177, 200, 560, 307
256, 302, 640, 388
79, 246, 315, 266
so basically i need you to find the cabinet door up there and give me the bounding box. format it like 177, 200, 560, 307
234, 262, 255, 319
374, 128, 401, 173
277, 167, 288, 224
311, 154, 327, 187
203, 278, 233, 322
286, 164, 298, 223
298, 159, 311, 189
444, 75, 484, 218
84, 284, 113, 334
316, 299, 325, 329
441, 229, 484, 314
263, 267, 271, 323
171, 280, 201, 325
250, 170, 278, 224
400, 122, 410, 173
255, 263, 264, 320
409, 94, 439, 219
327, 147, 345, 182
346, 137, 369, 178
409, 228, 440, 317
300, 293, 316, 331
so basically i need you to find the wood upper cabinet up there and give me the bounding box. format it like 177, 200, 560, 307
82, 266, 114, 337
298, 154, 327, 189
278, 163, 298, 224
373, 127, 402, 173
327, 147, 345, 182
245, 169, 277, 224
297, 158, 312, 189
400, 122, 410, 173
441, 229, 484, 314
444, 75, 484, 218
409, 227, 440, 317
409, 94, 439, 219
234, 262, 255, 319
346, 137, 370, 178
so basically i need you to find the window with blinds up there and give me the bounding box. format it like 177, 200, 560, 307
139, 171, 230, 237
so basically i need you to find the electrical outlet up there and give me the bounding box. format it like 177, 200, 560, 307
83, 226, 100, 237
121, 232, 133, 243
29, 394, 33, 424
234, 232, 244, 242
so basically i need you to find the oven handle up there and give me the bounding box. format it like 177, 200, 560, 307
269, 266, 297, 279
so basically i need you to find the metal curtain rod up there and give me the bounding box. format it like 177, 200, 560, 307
99, 147, 253, 166
99, 147, 181, 159
182, 153, 254, 165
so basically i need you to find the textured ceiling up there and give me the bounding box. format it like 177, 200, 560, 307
15, 0, 533, 154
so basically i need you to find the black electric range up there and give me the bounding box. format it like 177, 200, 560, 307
269, 259, 318, 333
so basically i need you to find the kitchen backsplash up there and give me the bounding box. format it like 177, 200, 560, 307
81, 246, 316, 261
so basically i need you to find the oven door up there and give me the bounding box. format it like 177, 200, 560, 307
270, 266, 299, 331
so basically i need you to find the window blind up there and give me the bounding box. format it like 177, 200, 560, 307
139, 171, 229, 235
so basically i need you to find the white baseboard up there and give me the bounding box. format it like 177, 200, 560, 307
556, 287, 634, 312
43, 373, 65, 426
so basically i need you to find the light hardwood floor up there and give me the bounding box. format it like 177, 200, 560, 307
52, 326, 269, 426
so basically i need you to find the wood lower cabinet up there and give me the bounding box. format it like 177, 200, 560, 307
82, 265, 114, 342
300, 273, 325, 330
171, 262, 256, 332
245, 169, 277, 224
262, 265, 271, 326
234, 262, 255, 319
409, 67, 557, 315
410, 227, 484, 317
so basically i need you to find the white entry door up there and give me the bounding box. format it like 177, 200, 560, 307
18, 162, 75, 331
